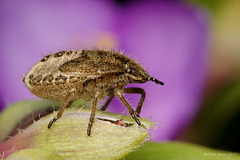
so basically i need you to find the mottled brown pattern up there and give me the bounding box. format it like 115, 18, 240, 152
23, 49, 164, 136
30, 74, 42, 86
55, 75, 67, 85
40, 55, 50, 62
69, 76, 79, 83
66, 50, 73, 55
54, 51, 66, 57
29, 74, 34, 80
42, 74, 54, 85
59, 50, 129, 74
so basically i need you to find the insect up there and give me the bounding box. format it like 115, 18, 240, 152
23, 49, 164, 136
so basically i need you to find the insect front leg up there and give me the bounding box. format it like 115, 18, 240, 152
48, 94, 74, 129
123, 87, 146, 117
114, 88, 141, 126
87, 91, 100, 136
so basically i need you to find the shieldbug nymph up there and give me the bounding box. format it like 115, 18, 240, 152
23, 49, 164, 136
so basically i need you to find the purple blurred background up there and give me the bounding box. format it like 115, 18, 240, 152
0, 0, 209, 141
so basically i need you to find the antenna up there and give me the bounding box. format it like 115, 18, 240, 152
149, 77, 164, 85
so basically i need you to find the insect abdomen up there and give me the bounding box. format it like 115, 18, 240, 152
24, 50, 83, 100
24, 49, 130, 101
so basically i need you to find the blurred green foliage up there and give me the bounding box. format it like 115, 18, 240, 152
179, 0, 240, 152
126, 142, 240, 160
180, 78, 240, 151
186, 0, 224, 11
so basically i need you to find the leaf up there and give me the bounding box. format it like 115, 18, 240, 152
125, 142, 240, 160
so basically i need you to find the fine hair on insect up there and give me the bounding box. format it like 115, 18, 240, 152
23, 49, 164, 136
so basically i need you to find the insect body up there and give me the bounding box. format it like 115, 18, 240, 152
23, 49, 164, 135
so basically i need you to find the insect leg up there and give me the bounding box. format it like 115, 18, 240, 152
48, 94, 73, 129
123, 87, 145, 117
87, 92, 100, 136
100, 91, 114, 111
115, 88, 141, 126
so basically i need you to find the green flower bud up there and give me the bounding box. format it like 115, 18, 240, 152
0, 101, 154, 160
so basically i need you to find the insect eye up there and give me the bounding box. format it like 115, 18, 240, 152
125, 68, 133, 73
125, 64, 132, 73
127, 68, 132, 73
